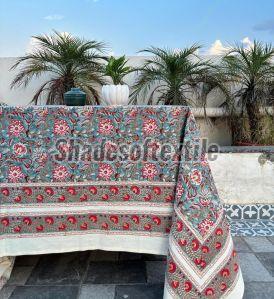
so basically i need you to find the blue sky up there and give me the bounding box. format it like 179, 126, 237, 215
0, 0, 274, 57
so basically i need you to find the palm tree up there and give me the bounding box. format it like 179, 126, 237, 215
104, 55, 132, 85
220, 41, 274, 142
131, 45, 226, 105
11, 31, 106, 105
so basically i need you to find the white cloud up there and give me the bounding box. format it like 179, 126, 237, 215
241, 37, 253, 49
26, 37, 41, 53
207, 37, 254, 55
44, 14, 64, 21
208, 40, 228, 55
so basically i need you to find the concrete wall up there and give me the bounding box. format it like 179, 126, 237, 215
0, 56, 223, 106
209, 152, 274, 205
0, 56, 232, 145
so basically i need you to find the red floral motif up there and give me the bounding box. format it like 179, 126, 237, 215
220, 282, 227, 292
13, 143, 27, 157
184, 281, 192, 292
199, 197, 211, 207
14, 226, 21, 233
171, 107, 182, 117
198, 218, 214, 235
142, 163, 158, 180
215, 228, 223, 236
80, 194, 88, 202
1, 218, 9, 226
234, 263, 239, 272
123, 194, 131, 201
191, 239, 200, 251
178, 239, 187, 246
189, 169, 202, 185
220, 268, 230, 277
89, 186, 97, 194
143, 194, 151, 201
110, 186, 119, 194
131, 215, 140, 224
153, 186, 161, 195
36, 194, 44, 202
80, 223, 88, 230
89, 215, 98, 223
67, 216, 77, 224
131, 186, 140, 194
53, 119, 70, 135
67, 187, 77, 195
204, 287, 215, 296
44, 187, 54, 196
98, 119, 114, 135
152, 216, 161, 225
143, 118, 158, 135
36, 225, 44, 232
45, 217, 54, 225
176, 221, 183, 232
144, 223, 152, 231
8, 120, 24, 136
201, 245, 210, 253
22, 187, 32, 196
168, 261, 176, 273
53, 165, 69, 181
98, 163, 114, 180
82, 107, 93, 116
23, 217, 32, 225
8, 166, 24, 182
59, 223, 66, 231
58, 195, 66, 202
171, 280, 179, 289
102, 194, 109, 201
1, 188, 9, 196
14, 196, 22, 202
110, 215, 119, 224
58, 143, 71, 153
215, 242, 222, 250
101, 222, 109, 230
165, 195, 173, 202
123, 222, 130, 230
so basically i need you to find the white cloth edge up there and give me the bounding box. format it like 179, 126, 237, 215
163, 269, 244, 299
0, 233, 169, 257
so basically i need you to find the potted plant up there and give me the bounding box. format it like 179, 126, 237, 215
102, 56, 132, 105
220, 40, 274, 145
11, 31, 106, 105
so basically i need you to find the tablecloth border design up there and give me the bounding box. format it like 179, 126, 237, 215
0, 106, 244, 298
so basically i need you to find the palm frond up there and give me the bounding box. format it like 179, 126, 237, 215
11, 30, 106, 105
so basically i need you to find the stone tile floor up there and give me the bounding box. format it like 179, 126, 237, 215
0, 236, 273, 299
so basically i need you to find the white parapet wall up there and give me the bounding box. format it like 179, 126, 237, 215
209, 152, 274, 205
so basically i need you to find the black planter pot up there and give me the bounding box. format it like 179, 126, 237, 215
64, 88, 86, 106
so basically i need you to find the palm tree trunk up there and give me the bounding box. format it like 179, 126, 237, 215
246, 101, 260, 143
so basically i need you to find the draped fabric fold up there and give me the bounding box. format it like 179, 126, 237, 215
0, 105, 244, 298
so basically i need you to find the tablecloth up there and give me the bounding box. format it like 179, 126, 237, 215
0, 105, 244, 298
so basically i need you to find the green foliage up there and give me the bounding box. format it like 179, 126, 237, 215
11, 30, 106, 105
220, 40, 274, 143
104, 55, 132, 85
131, 45, 228, 105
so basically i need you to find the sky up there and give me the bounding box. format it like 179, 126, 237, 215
0, 0, 274, 57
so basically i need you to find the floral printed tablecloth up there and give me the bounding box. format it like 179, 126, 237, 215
0, 106, 244, 298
